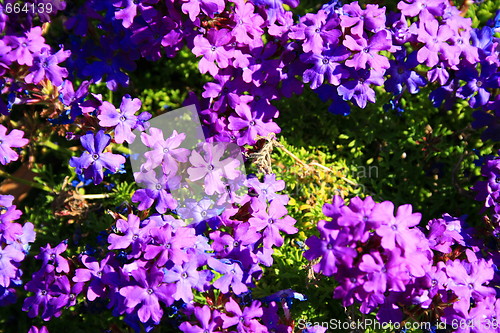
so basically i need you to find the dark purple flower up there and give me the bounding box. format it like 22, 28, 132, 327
35, 241, 69, 274
69, 131, 126, 185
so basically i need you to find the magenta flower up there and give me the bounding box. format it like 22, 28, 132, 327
248, 200, 298, 248
179, 305, 223, 333
143, 225, 196, 266
0, 125, 29, 165
343, 30, 393, 72
339, 2, 386, 36
416, 15, 455, 67
192, 29, 234, 76
227, 96, 281, 146
289, 10, 342, 54
221, 298, 267, 332
25, 47, 70, 87
120, 267, 174, 323
98, 95, 141, 144
181, 0, 224, 22
69, 131, 126, 185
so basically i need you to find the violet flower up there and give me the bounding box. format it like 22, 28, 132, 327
0, 124, 29, 165
98, 95, 141, 144
69, 131, 126, 185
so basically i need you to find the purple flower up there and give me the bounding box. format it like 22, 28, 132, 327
416, 15, 455, 67
0, 40, 13, 76
28, 326, 49, 333
231, 0, 265, 46
5, 26, 46, 66
221, 298, 267, 332
337, 69, 384, 108
385, 51, 427, 94
457, 62, 499, 108
0, 125, 29, 165
132, 170, 178, 214
339, 2, 386, 36
179, 305, 223, 333
108, 214, 145, 251
246, 174, 288, 205
35, 241, 69, 274
343, 30, 393, 72
397, 0, 446, 18
426, 214, 465, 253
300, 46, 350, 89
187, 142, 241, 195
141, 128, 190, 175
227, 96, 281, 146
181, 0, 224, 22
163, 260, 202, 303
120, 267, 174, 323
0, 245, 24, 287
445, 259, 496, 302
372, 202, 421, 252
73, 254, 117, 301
290, 10, 342, 54
143, 225, 196, 266
208, 258, 247, 294
249, 200, 297, 248
25, 47, 70, 86
69, 131, 126, 185
98, 95, 141, 144
192, 29, 234, 76
303, 222, 357, 276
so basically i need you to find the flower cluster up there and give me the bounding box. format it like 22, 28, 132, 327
0, 195, 35, 306
472, 150, 500, 230
304, 195, 499, 329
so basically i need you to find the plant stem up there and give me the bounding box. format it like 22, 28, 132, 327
113, 144, 131, 155
0, 168, 55, 193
